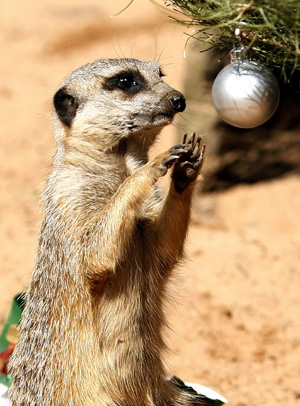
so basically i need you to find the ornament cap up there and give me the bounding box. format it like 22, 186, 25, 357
231, 27, 247, 63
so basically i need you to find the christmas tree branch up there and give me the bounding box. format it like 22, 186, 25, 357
163, 0, 300, 76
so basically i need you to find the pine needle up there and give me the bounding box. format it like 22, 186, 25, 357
164, 0, 300, 76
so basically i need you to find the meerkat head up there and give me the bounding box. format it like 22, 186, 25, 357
53, 58, 185, 150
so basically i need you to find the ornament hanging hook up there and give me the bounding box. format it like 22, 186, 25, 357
231, 26, 247, 63
234, 27, 242, 48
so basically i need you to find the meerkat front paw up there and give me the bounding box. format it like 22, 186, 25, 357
147, 144, 186, 180
147, 135, 204, 186
171, 133, 205, 193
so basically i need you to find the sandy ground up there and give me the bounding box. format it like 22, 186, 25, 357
1, 1, 300, 405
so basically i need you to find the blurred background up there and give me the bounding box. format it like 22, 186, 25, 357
0, 1, 299, 405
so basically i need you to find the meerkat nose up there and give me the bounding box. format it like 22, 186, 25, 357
169, 93, 186, 113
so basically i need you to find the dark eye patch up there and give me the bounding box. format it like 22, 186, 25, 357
105, 72, 144, 94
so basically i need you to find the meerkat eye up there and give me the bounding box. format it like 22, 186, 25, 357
105, 72, 144, 94
117, 74, 138, 90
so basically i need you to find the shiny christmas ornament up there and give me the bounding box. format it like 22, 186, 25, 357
212, 29, 280, 128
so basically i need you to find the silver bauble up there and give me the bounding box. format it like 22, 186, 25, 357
212, 60, 280, 128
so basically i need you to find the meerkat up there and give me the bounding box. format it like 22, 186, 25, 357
8, 58, 206, 406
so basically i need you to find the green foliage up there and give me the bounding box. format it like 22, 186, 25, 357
164, 0, 300, 77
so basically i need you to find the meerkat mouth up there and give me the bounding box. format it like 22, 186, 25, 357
127, 112, 174, 132
152, 112, 174, 126
129, 113, 175, 132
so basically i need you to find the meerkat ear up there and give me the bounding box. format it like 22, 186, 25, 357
53, 87, 79, 127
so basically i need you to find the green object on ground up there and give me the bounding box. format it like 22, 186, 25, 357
0, 294, 24, 387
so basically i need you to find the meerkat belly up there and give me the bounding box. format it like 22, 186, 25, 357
94, 245, 166, 364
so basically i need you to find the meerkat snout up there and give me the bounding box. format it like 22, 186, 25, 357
169, 93, 186, 113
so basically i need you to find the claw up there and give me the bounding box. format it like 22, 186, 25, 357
170, 147, 189, 156
171, 143, 189, 150
200, 144, 206, 158
194, 144, 206, 169
162, 155, 179, 168
190, 144, 199, 160
187, 132, 196, 145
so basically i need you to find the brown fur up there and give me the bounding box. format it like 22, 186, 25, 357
8, 58, 205, 406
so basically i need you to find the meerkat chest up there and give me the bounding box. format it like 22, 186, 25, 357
124, 138, 148, 175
